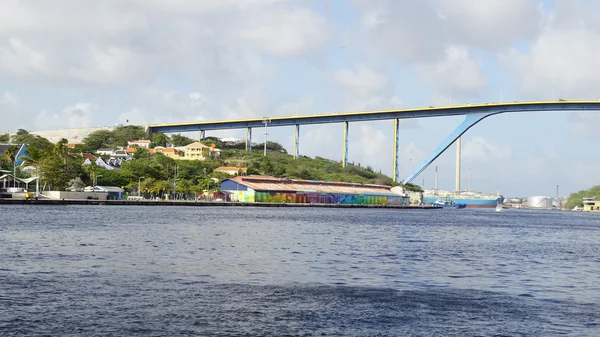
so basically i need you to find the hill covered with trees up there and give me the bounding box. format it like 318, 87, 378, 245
564, 186, 600, 209
2, 127, 422, 196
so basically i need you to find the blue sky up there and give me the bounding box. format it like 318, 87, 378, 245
1, 0, 599, 197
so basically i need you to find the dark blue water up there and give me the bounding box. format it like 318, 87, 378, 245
1, 205, 599, 336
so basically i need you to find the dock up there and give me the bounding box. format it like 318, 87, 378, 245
0, 199, 440, 209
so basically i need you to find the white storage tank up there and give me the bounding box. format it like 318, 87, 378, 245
526, 196, 554, 209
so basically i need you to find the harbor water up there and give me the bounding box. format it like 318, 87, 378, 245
1, 205, 599, 336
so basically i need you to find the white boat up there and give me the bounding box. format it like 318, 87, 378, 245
495, 203, 504, 212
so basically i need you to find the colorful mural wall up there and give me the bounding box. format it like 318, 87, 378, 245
253, 191, 391, 205
231, 189, 255, 202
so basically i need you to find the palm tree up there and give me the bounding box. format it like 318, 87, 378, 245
19, 145, 47, 194
53, 138, 70, 164
5, 145, 19, 188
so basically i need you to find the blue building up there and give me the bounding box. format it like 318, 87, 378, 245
0, 144, 29, 166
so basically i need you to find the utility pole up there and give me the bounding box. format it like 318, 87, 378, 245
262, 118, 270, 157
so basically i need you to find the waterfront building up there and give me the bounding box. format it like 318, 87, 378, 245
583, 197, 600, 212
220, 176, 408, 205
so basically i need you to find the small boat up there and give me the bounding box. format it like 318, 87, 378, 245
433, 198, 466, 209
495, 203, 504, 212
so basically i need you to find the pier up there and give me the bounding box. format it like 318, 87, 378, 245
0, 199, 440, 209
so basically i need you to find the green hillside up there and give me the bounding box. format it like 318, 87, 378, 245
1, 128, 423, 194
564, 186, 600, 209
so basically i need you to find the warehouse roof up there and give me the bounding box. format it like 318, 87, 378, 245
227, 176, 399, 196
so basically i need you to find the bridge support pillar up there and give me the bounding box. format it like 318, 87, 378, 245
199, 130, 205, 140
342, 121, 349, 167
293, 124, 300, 159
403, 113, 491, 184
393, 118, 400, 182
455, 137, 461, 192
246, 127, 252, 151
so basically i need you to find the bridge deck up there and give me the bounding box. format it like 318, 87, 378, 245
148, 100, 600, 133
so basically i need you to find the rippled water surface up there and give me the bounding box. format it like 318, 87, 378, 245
1, 205, 599, 336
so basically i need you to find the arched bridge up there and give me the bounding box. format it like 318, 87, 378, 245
148, 100, 600, 185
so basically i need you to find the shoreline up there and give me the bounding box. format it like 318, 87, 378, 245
0, 198, 440, 209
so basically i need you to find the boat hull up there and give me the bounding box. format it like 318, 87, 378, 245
423, 196, 504, 208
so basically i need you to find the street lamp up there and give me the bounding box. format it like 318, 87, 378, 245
262, 118, 270, 157
138, 176, 145, 197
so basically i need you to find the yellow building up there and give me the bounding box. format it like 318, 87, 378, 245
182, 142, 220, 161
155, 147, 182, 159
583, 197, 600, 212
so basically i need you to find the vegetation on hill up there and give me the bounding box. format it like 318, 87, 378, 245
564, 186, 600, 209
220, 149, 401, 186
1, 128, 423, 195
81, 125, 148, 152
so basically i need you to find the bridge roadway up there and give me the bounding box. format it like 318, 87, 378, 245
147, 100, 600, 184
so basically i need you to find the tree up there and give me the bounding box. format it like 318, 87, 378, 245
254, 141, 288, 154
111, 125, 146, 147
16, 129, 29, 135
53, 138, 70, 164
97, 169, 128, 188
67, 177, 86, 191
10, 134, 53, 152
170, 134, 195, 147
151, 132, 168, 148
82, 129, 113, 151
5, 145, 19, 177
133, 147, 150, 159
20, 145, 47, 184
0, 156, 10, 171
0, 133, 9, 143
39, 155, 84, 191
83, 163, 105, 186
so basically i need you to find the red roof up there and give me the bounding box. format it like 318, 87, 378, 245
82, 153, 97, 160
229, 176, 395, 195
215, 167, 247, 171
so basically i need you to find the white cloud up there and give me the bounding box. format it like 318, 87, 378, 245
0, 92, 19, 107
570, 112, 600, 140
332, 65, 388, 97
35, 103, 98, 130
123, 0, 294, 15
118, 108, 147, 126
417, 46, 486, 97
501, 1, 600, 98
462, 136, 511, 161
236, 7, 330, 56
502, 27, 600, 99
435, 0, 542, 50
356, 0, 446, 63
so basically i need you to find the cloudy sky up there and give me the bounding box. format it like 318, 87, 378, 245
1, 0, 599, 197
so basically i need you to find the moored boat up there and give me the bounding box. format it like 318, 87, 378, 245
423, 190, 504, 209
432, 198, 466, 209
